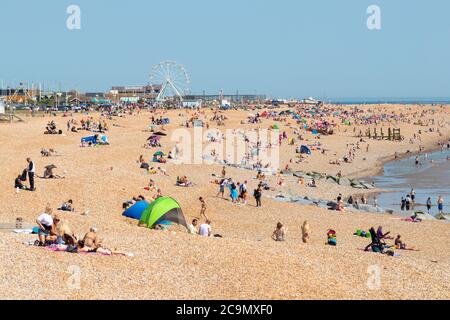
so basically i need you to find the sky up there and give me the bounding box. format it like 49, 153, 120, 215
0, 0, 449, 99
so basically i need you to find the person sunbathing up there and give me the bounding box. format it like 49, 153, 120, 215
176, 176, 192, 187
54, 240, 132, 256
41, 167, 64, 179
59, 200, 74, 212
41, 149, 51, 157
82, 227, 101, 249
55, 219, 77, 246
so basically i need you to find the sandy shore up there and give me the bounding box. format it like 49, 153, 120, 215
0, 104, 449, 300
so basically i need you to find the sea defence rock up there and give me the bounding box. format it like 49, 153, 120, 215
292, 170, 375, 189
271, 193, 442, 220
436, 214, 450, 221
355, 204, 384, 214
415, 212, 437, 221
293, 171, 310, 179
339, 177, 352, 186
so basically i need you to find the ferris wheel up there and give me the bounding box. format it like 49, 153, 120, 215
150, 61, 190, 102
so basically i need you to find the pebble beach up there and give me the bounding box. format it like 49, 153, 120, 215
0, 104, 449, 300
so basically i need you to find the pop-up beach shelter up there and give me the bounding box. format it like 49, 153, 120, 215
299, 145, 312, 155
81, 135, 98, 144
139, 197, 188, 229
123, 201, 150, 220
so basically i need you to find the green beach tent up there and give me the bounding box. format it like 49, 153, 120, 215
139, 197, 188, 230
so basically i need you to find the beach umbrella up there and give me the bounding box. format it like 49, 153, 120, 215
153, 131, 167, 136
45, 164, 57, 170
153, 151, 165, 157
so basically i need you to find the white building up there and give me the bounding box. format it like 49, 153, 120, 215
0, 98, 5, 114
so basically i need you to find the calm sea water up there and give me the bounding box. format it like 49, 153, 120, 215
371, 149, 450, 215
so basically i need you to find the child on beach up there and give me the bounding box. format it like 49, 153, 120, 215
272, 223, 287, 242
60, 199, 75, 212
301, 221, 310, 243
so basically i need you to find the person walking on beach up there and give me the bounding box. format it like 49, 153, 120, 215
401, 197, 406, 211
254, 187, 262, 207
437, 196, 444, 214
199, 197, 208, 220
26, 157, 36, 191
229, 182, 238, 204
239, 181, 248, 205
426, 197, 432, 213
216, 178, 226, 198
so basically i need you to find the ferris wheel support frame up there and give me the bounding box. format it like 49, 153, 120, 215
150, 61, 189, 104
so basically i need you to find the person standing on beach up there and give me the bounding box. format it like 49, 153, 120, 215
405, 195, 411, 211
401, 197, 406, 211
426, 197, 432, 213
437, 196, 444, 214
239, 181, 248, 205
301, 221, 310, 243
221, 166, 226, 178
217, 178, 226, 198
410, 188, 416, 208
254, 187, 262, 207
26, 158, 36, 191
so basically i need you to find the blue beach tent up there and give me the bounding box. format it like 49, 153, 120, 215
123, 201, 150, 220
300, 145, 312, 155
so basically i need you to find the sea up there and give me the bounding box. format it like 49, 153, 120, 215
372, 148, 450, 215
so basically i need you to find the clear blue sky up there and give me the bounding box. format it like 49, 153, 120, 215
1, 0, 449, 99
